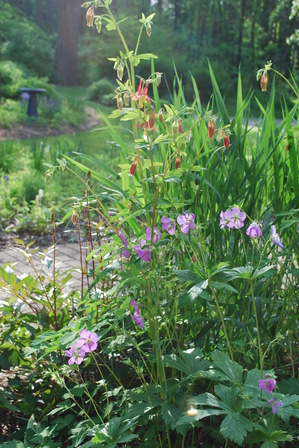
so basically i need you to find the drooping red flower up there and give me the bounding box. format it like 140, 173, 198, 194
222, 130, 230, 149
132, 79, 151, 107
208, 119, 215, 139
117, 96, 123, 111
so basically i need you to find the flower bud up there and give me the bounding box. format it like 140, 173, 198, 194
192, 255, 196, 263
208, 119, 215, 139
146, 23, 151, 37
124, 93, 130, 106
95, 17, 102, 33
117, 95, 123, 111
260, 73, 268, 92
130, 156, 139, 176
117, 63, 124, 81
156, 73, 162, 87
86, 7, 94, 27
175, 155, 181, 169
158, 107, 165, 122
177, 118, 183, 134
222, 130, 230, 149
172, 120, 179, 136
286, 143, 289, 152
148, 110, 155, 129
72, 211, 77, 225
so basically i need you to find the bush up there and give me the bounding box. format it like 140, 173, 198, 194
0, 98, 26, 128
86, 78, 115, 102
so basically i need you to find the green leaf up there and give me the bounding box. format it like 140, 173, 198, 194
188, 280, 208, 300
162, 348, 210, 376
211, 350, 243, 385
220, 413, 253, 446
176, 270, 203, 283
161, 402, 182, 429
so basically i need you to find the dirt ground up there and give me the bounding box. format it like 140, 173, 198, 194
0, 106, 100, 141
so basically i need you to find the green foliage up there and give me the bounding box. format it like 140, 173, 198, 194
87, 78, 115, 102
0, 2, 55, 78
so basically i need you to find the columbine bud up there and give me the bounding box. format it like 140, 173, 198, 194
158, 107, 165, 122
117, 95, 123, 111
208, 119, 215, 139
286, 143, 289, 152
146, 22, 151, 37
177, 118, 183, 134
260, 73, 268, 92
222, 130, 230, 149
192, 255, 196, 263
124, 93, 130, 106
172, 120, 179, 136
72, 211, 77, 225
130, 156, 139, 176
156, 73, 162, 87
86, 7, 94, 27
117, 63, 124, 81
148, 110, 155, 129
95, 17, 102, 33
175, 155, 181, 169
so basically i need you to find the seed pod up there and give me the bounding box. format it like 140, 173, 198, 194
146, 23, 151, 37
260, 73, 268, 92
95, 17, 102, 33
208, 119, 215, 139
86, 7, 94, 27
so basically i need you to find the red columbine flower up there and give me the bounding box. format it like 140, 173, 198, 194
222, 130, 230, 149
132, 79, 151, 107
86, 7, 94, 27
208, 119, 215, 139
130, 156, 139, 176
148, 110, 155, 129
175, 155, 181, 169
260, 73, 268, 92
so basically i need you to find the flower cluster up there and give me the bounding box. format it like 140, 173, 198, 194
130, 299, 144, 329
220, 207, 246, 230
65, 330, 98, 365
246, 222, 262, 238
259, 375, 282, 414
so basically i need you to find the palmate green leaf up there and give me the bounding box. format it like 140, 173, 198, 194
220, 413, 253, 446
162, 348, 210, 376
161, 402, 183, 429
189, 392, 223, 409
176, 269, 203, 283
214, 384, 239, 410
211, 350, 243, 385
251, 265, 275, 279
188, 280, 209, 300
261, 441, 278, 448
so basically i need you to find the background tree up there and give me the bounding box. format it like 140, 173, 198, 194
55, 0, 82, 85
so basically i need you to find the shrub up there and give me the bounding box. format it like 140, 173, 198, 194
86, 78, 115, 102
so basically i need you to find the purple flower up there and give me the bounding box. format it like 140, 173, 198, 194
76, 329, 98, 353
161, 216, 176, 235
246, 222, 262, 238
134, 239, 151, 262
268, 397, 282, 414
118, 229, 131, 259
108, 210, 115, 216
130, 299, 144, 328
177, 211, 195, 234
65, 345, 85, 365
270, 225, 284, 249
145, 227, 162, 244
220, 207, 246, 230
259, 377, 276, 393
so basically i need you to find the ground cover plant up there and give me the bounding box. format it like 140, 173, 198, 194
0, 1, 298, 447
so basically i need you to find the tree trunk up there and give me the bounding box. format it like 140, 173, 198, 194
55, 0, 82, 86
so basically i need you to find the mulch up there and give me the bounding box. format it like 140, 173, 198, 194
0, 106, 100, 141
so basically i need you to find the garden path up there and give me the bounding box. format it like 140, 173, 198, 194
0, 236, 88, 303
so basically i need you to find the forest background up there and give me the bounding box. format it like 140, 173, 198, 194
0, 0, 298, 109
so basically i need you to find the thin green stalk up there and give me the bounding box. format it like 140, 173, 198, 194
249, 278, 263, 375
270, 68, 299, 99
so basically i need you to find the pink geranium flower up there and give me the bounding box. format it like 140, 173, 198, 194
177, 211, 195, 234
76, 330, 98, 353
